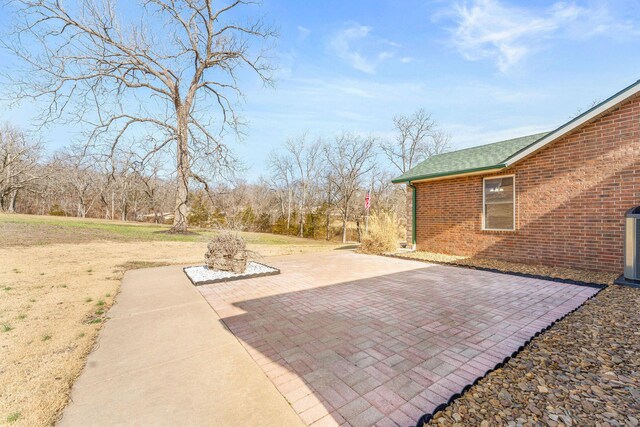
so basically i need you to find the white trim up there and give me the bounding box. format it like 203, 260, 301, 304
504, 82, 640, 167
482, 174, 516, 231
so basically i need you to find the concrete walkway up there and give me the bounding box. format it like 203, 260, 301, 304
59, 266, 303, 427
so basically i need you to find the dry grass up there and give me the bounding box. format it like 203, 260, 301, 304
0, 214, 338, 427
394, 250, 618, 285
359, 212, 401, 254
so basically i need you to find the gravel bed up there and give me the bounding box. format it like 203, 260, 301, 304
423, 285, 640, 427
392, 251, 617, 285
184, 261, 279, 285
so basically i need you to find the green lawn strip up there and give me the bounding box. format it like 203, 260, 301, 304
0, 214, 336, 247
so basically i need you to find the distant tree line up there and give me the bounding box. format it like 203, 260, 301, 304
1, 109, 449, 242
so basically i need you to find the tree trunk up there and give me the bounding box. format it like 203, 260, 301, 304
325, 179, 332, 241
78, 200, 86, 218
171, 106, 190, 233
298, 200, 304, 238
341, 205, 348, 243
8, 190, 17, 213
325, 206, 331, 241
286, 189, 292, 232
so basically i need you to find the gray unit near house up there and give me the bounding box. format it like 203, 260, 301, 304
624, 206, 640, 281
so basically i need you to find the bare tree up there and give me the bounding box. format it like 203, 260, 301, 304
267, 149, 296, 232
380, 109, 450, 175
573, 99, 602, 120
284, 134, 323, 237
135, 156, 174, 223
0, 124, 43, 212
56, 149, 105, 218
380, 109, 450, 242
324, 133, 377, 243
370, 167, 404, 213
6, 0, 275, 232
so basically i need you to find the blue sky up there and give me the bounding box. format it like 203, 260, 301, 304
2, 0, 640, 179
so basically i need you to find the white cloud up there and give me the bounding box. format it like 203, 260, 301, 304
448, 0, 640, 72
328, 22, 398, 74
296, 26, 311, 42
400, 57, 414, 63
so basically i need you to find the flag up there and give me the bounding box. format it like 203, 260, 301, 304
364, 192, 371, 211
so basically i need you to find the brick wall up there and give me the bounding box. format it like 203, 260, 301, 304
414, 94, 640, 272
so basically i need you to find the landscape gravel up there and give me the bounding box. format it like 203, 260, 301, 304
392, 251, 617, 285
184, 261, 278, 285
423, 285, 640, 427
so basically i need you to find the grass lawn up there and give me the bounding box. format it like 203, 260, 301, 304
0, 214, 339, 427
0, 213, 318, 246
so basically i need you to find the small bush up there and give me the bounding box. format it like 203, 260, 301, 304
205, 232, 249, 273
48, 204, 65, 216
359, 211, 400, 254
188, 193, 211, 227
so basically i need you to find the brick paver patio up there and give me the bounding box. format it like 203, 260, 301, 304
197, 252, 600, 427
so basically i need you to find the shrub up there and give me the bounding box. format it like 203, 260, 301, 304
188, 193, 210, 227
359, 211, 400, 254
48, 204, 65, 216
205, 232, 249, 273
210, 208, 226, 227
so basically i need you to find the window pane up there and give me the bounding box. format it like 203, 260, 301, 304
485, 203, 514, 230
484, 177, 513, 203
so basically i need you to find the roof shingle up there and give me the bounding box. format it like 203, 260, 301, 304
391, 132, 549, 183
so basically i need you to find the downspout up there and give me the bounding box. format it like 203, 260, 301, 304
408, 182, 417, 250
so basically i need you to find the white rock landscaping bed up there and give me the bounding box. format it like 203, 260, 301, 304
183, 261, 280, 285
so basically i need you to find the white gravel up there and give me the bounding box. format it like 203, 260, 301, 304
184, 261, 279, 285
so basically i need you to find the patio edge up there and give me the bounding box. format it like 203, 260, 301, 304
411, 280, 606, 426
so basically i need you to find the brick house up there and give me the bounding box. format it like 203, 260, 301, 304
392, 80, 640, 273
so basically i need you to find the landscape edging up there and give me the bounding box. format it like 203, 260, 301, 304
182, 261, 281, 286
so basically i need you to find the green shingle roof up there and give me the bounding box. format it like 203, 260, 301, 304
391, 132, 550, 183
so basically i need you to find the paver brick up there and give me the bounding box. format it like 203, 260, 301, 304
198, 252, 599, 426
350, 406, 384, 427
337, 397, 370, 420
301, 405, 330, 425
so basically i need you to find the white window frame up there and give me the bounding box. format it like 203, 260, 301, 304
482, 174, 516, 231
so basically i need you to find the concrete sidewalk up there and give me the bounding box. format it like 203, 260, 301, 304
59, 266, 303, 427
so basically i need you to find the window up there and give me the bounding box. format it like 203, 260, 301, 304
483, 176, 515, 231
